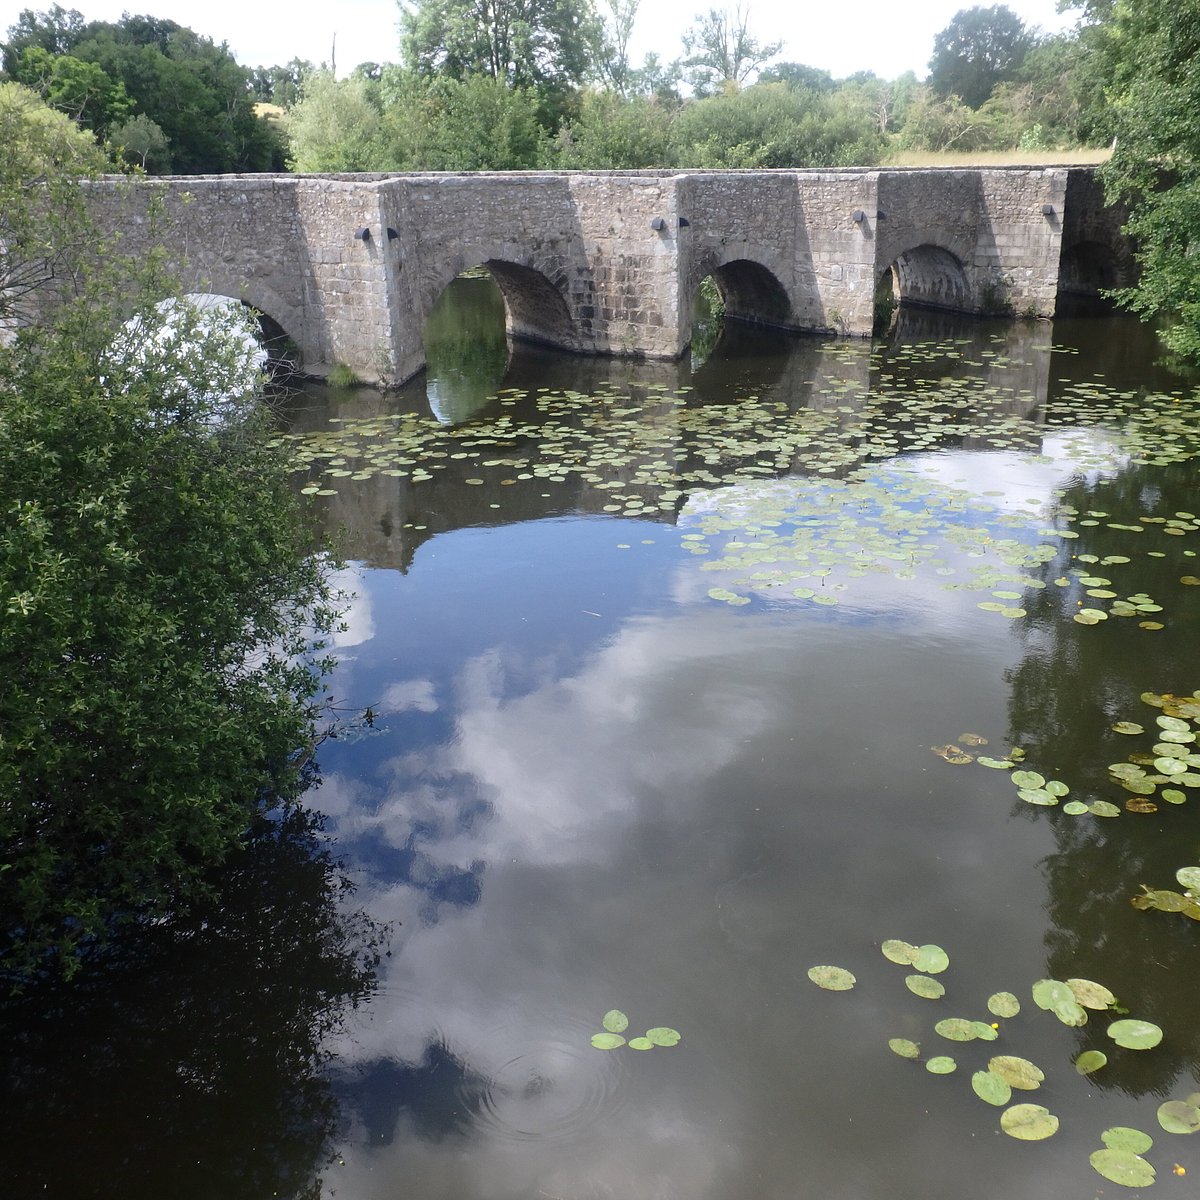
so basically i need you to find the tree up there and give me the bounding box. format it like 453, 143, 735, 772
670, 81, 883, 167
592, 0, 639, 95
757, 61, 835, 93
551, 88, 674, 166
5, 10, 282, 173
1093, 0, 1200, 361
109, 112, 171, 172
928, 5, 1036, 109
680, 3, 782, 96
286, 70, 384, 171
0, 89, 341, 984
399, 0, 603, 101
0, 81, 107, 334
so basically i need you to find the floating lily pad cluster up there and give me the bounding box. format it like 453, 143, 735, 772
931, 689, 1200, 821
590, 1009, 681, 1052
1131, 864, 1200, 922
807, 939, 1187, 1183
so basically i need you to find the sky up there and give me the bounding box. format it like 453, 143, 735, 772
0, 0, 1083, 79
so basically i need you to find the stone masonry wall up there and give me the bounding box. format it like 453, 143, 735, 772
78, 168, 1122, 385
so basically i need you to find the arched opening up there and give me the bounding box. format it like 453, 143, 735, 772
482, 259, 577, 351
689, 260, 793, 367
884, 245, 970, 315
422, 271, 510, 425
1056, 240, 1122, 316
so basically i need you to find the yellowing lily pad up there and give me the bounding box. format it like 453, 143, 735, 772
888, 1037, 921, 1059
972, 1070, 1012, 1106
602, 1009, 629, 1033
988, 1055, 1044, 1090
808, 965, 856, 991
1090, 1148, 1156, 1187
1000, 1103, 1059, 1141
988, 992, 1020, 1018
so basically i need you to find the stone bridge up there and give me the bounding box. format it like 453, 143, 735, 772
81, 167, 1130, 386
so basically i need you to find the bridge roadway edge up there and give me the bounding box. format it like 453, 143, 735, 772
79, 167, 1122, 388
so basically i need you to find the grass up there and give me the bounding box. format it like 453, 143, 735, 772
883, 147, 1112, 168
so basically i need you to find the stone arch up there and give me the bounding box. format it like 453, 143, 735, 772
1056, 239, 1125, 310
421, 254, 581, 354
178, 271, 307, 369
882, 244, 971, 314
688, 254, 794, 330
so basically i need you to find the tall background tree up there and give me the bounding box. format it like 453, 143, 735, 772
680, 2, 782, 95
928, 4, 1036, 109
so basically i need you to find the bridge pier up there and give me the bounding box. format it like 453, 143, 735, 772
78, 167, 1129, 387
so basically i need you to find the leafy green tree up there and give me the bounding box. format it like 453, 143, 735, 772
0, 3, 86, 73
399, 0, 603, 103
286, 70, 384, 171
592, 0, 639, 95
0, 81, 107, 331
928, 4, 1036, 109
1095, 0, 1200, 361
381, 70, 546, 169
0, 89, 341, 984
551, 88, 674, 166
757, 61, 835, 93
895, 83, 1004, 151
680, 3, 782, 96
670, 81, 883, 167
11, 46, 132, 136
109, 111, 171, 172
248, 58, 315, 108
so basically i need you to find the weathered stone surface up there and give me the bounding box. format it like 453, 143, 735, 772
78, 168, 1128, 386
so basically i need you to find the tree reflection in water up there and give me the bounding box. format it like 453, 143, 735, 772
0, 800, 384, 1200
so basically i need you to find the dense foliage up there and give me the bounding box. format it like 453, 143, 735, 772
1093, 0, 1200, 361
2, 5, 283, 172
0, 91, 340, 985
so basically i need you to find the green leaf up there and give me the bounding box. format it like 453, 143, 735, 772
1157, 1100, 1200, 1134
912, 944, 949, 974
807, 965, 856, 991
627, 1036, 654, 1050
1000, 1103, 1059, 1140
1103, 1126, 1154, 1154
602, 1009, 629, 1033
1090, 1148, 1155, 1187
971, 1070, 1012, 1106
905, 974, 946, 999
645, 1027, 681, 1046
988, 1055, 1044, 1090
935, 1018, 980, 1041
1107, 1019, 1164, 1049
1075, 1049, 1108, 1074
888, 1037, 921, 1059
881, 939, 919, 964
987, 991, 1020, 1018
591, 1032, 626, 1049
925, 1056, 957, 1074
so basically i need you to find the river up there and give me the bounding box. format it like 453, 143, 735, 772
14, 278, 1200, 1200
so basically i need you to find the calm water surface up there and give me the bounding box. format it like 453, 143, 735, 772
13, 282, 1200, 1199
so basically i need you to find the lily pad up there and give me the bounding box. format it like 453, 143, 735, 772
1103, 1127, 1154, 1154
988, 1055, 1044, 1090
1177, 867, 1200, 891
1089, 800, 1122, 817
1107, 1019, 1164, 1049
1000, 1103, 1059, 1141
971, 1070, 1012, 1106
935, 1018, 980, 1042
602, 1009, 629, 1033
1157, 1100, 1200, 1134
1075, 1049, 1108, 1074
1063, 800, 1090, 815
591, 1032, 626, 1050
1011, 770, 1046, 789
912, 944, 949, 974
808, 965, 856, 991
627, 1037, 654, 1050
925, 1056, 957, 1074
646, 1027, 681, 1047
988, 992, 1020, 1018
1067, 978, 1117, 1009
905, 974, 946, 999
881, 939, 919, 965
977, 756, 1015, 769
888, 1037, 921, 1059
1090, 1148, 1156, 1188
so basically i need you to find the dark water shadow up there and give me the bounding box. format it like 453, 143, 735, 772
0, 803, 384, 1200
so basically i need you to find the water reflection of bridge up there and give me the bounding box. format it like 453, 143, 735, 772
282, 311, 1076, 572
